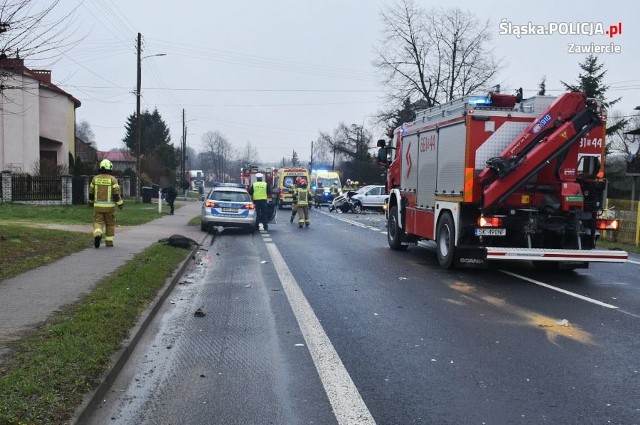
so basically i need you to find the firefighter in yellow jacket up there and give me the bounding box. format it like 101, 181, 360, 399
295, 179, 311, 228
88, 159, 124, 248
289, 180, 299, 223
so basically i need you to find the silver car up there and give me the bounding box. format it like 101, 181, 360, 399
200, 184, 257, 232
350, 185, 388, 213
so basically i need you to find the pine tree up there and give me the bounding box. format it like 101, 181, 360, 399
291, 150, 300, 166
122, 108, 176, 182
537, 76, 546, 96
384, 98, 418, 139
561, 55, 625, 135
561, 55, 620, 108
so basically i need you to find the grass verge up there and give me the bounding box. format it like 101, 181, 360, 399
0, 225, 90, 282
0, 243, 190, 424
188, 215, 202, 227
0, 202, 182, 226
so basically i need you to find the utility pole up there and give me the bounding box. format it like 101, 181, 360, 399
136, 32, 142, 203
181, 109, 186, 185
332, 145, 336, 171
134, 33, 165, 201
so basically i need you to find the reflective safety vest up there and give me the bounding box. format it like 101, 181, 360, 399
252, 181, 268, 200
90, 174, 123, 212
297, 188, 310, 206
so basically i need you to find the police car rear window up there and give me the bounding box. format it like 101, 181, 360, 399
211, 191, 250, 202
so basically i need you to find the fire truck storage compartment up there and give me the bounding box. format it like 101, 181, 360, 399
436, 123, 467, 197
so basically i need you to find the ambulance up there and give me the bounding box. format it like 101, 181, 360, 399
274, 167, 310, 208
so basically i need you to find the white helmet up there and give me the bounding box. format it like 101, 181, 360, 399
255, 172, 264, 179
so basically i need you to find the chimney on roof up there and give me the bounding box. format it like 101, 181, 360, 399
0, 56, 25, 71
32, 69, 52, 84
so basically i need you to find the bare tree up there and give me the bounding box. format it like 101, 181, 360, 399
238, 141, 260, 166
607, 111, 640, 157
375, 0, 438, 107
312, 136, 333, 169
1, 0, 83, 106
319, 123, 381, 183
375, 0, 500, 107
76, 119, 95, 146
0, 0, 81, 61
201, 130, 235, 182
433, 8, 499, 102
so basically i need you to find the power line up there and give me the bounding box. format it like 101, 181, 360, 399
61, 85, 380, 93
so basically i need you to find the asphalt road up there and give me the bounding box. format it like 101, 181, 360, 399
88, 207, 640, 425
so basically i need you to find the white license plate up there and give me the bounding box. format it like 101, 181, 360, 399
475, 228, 506, 236
222, 207, 238, 213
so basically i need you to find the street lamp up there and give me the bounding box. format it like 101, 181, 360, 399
135, 31, 166, 202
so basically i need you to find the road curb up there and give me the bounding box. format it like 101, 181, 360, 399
70, 233, 208, 424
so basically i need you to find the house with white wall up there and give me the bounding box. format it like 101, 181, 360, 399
0, 56, 81, 174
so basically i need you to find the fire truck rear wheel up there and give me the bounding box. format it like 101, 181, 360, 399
436, 212, 455, 269
387, 206, 407, 250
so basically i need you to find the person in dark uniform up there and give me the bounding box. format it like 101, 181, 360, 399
181, 179, 190, 200
162, 185, 178, 214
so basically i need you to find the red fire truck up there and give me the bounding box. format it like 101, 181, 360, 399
381, 91, 627, 270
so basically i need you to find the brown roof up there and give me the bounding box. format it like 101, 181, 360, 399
98, 151, 135, 162
0, 57, 81, 107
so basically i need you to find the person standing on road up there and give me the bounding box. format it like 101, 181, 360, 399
88, 159, 124, 248
162, 185, 178, 214
249, 173, 271, 231
295, 179, 311, 228
331, 181, 339, 199
289, 179, 299, 223
181, 179, 190, 200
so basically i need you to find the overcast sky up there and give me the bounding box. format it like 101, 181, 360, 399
32, 0, 639, 165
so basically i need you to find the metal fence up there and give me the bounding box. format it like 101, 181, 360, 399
71, 176, 86, 205
11, 175, 62, 201
2, 172, 131, 205
601, 199, 640, 246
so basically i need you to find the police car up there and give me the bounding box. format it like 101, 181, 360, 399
200, 183, 256, 232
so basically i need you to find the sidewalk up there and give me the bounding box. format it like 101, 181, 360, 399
0, 200, 208, 357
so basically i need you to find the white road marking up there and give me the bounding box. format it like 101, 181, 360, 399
321, 210, 633, 312
499, 270, 619, 309
264, 242, 376, 425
